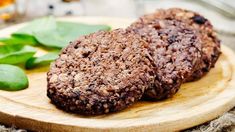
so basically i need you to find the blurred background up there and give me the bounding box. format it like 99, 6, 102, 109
1, 0, 233, 49
0, 0, 235, 34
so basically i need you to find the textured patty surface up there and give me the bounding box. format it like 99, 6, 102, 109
47, 29, 155, 115
128, 19, 202, 100
140, 8, 221, 81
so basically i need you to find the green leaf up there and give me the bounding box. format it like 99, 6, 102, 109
0, 64, 28, 91
0, 34, 38, 46
25, 52, 59, 69
9, 16, 111, 48
13, 16, 57, 36
0, 45, 37, 64
7, 16, 55, 46
34, 21, 111, 48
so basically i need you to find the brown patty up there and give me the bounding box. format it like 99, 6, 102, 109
140, 8, 221, 81
128, 19, 202, 100
47, 29, 155, 115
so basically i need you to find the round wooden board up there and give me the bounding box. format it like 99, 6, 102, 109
0, 17, 235, 132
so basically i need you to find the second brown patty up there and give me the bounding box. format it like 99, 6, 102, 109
138, 8, 221, 82
128, 19, 202, 100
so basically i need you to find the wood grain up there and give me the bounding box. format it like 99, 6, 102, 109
0, 17, 235, 132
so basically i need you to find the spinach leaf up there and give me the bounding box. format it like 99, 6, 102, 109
34, 21, 111, 48
13, 16, 57, 36
25, 52, 59, 69
7, 16, 111, 49
4, 17, 55, 46
0, 45, 36, 64
0, 64, 28, 91
0, 34, 38, 46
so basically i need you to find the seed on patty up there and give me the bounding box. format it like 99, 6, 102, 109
47, 29, 155, 115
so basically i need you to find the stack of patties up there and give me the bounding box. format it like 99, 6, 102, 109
133, 8, 221, 82
128, 8, 221, 100
47, 8, 221, 115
